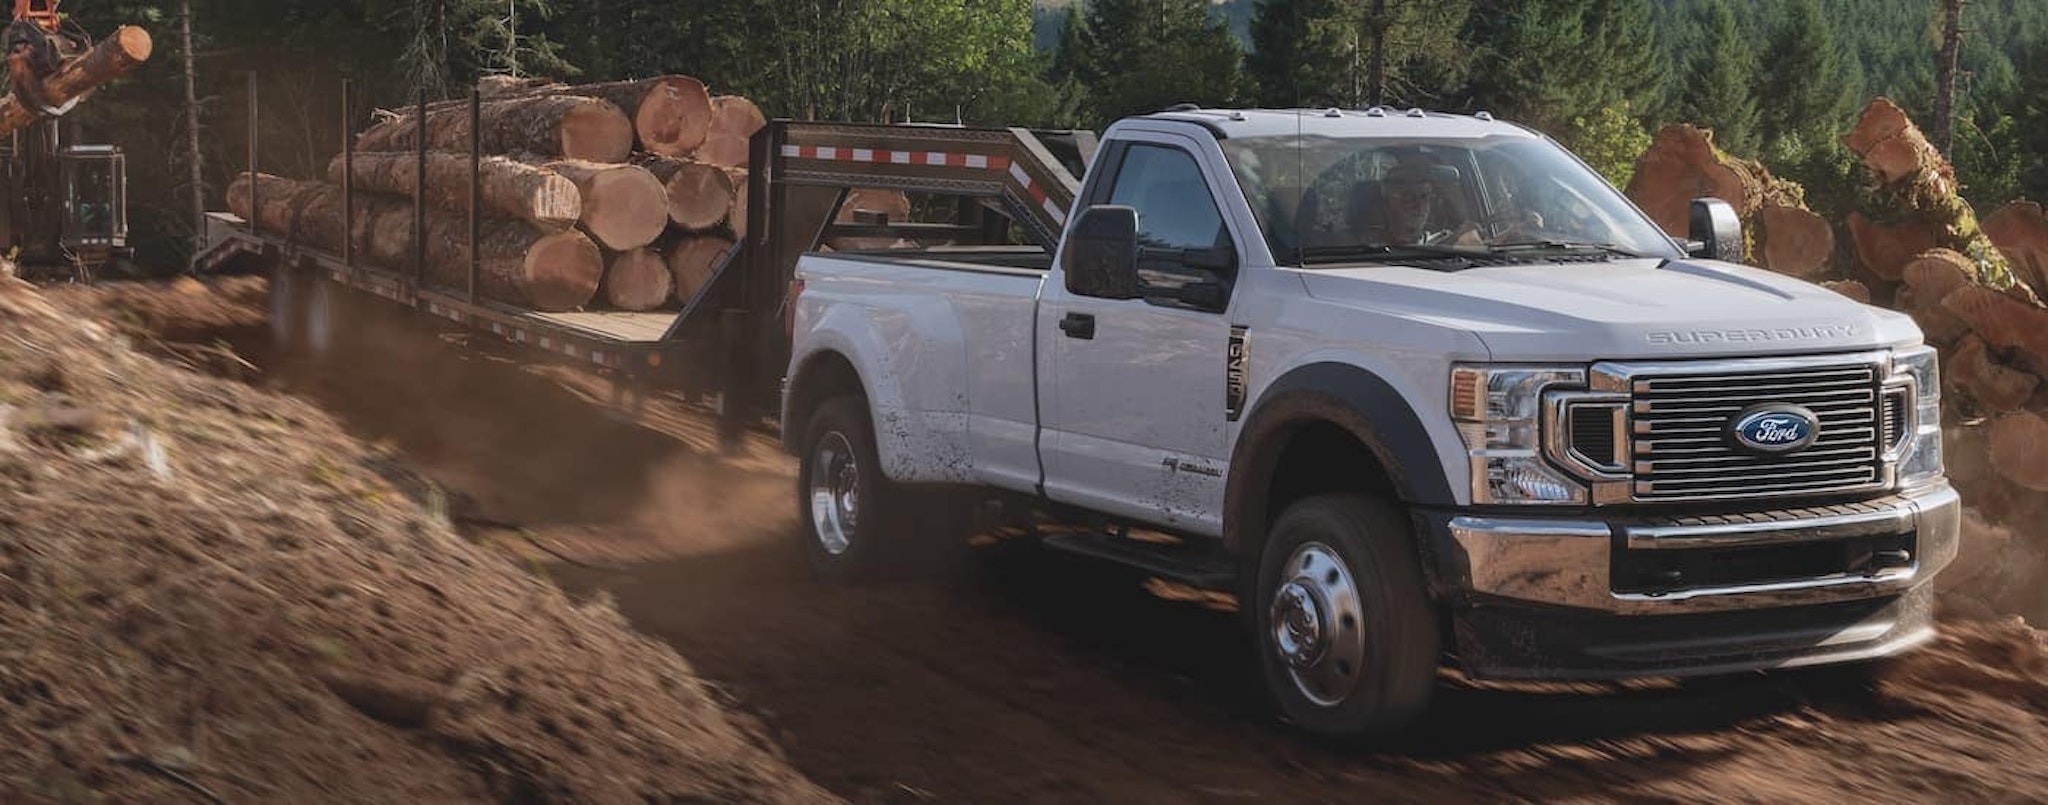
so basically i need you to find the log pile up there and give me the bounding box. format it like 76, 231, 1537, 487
229, 74, 765, 312
1624, 124, 1832, 278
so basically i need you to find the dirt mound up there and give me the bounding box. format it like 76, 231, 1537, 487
0, 276, 830, 802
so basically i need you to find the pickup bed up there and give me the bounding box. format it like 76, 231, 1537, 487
783, 108, 1959, 737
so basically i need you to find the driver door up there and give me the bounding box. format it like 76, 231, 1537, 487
1038, 133, 1244, 536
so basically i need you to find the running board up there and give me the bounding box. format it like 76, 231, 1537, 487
1041, 531, 1237, 590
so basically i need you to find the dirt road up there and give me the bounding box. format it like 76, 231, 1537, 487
81, 280, 2048, 803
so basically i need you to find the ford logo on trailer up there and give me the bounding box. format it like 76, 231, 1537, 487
1729, 405, 1821, 454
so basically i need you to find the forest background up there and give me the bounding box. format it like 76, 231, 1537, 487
58, 0, 2048, 270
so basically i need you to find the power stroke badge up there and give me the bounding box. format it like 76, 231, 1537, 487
1226, 326, 1248, 421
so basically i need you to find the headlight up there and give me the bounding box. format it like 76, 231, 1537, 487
1450, 365, 1587, 505
1891, 345, 1943, 487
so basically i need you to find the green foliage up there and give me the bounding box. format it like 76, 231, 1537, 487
1064, 0, 1246, 124
1459, 0, 1658, 143
1246, 0, 1470, 108
1570, 102, 1651, 188
570, 0, 1053, 126
1673, 2, 1759, 156
1755, 0, 1862, 164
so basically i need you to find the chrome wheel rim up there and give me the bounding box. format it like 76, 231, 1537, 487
1270, 542, 1366, 707
808, 431, 859, 556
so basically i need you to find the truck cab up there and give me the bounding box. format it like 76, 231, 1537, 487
778, 108, 1958, 737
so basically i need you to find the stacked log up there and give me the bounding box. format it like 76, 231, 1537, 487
244, 74, 760, 313
326, 152, 582, 231
641, 157, 740, 231
697, 96, 767, 169
668, 236, 737, 303
1623, 125, 1827, 275
545, 161, 670, 251
357, 95, 636, 163
228, 173, 603, 312
602, 248, 675, 311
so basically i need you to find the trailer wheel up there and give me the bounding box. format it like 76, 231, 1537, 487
798, 396, 903, 582
1254, 494, 1438, 738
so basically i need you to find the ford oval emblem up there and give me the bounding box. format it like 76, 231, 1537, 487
1729, 405, 1821, 454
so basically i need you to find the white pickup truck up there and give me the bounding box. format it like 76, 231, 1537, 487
777, 108, 1958, 737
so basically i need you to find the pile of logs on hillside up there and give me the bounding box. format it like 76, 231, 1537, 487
1626, 98, 2048, 618
227, 74, 763, 312
1623, 125, 1836, 282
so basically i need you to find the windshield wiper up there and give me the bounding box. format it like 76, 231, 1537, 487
1293, 243, 1493, 266
1487, 239, 1645, 258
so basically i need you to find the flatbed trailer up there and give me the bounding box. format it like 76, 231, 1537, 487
192, 77, 1092, 442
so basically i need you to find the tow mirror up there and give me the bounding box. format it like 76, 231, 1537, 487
1687, 198, 1743, 262
1065, 205, 1142, 300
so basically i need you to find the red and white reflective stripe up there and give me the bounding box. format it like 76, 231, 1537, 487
781, 144, 1009, 172
1008, 163, 1069, 226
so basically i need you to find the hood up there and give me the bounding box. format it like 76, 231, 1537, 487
1298, 258, 1922, 362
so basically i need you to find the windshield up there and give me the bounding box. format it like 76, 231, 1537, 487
1219, 132, 1681, 266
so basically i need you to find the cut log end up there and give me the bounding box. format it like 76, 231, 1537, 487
560, 102, 637, 164
602, 248, 674, 311
658, 161, 736, 230
1988, 411, 2048, 492
523, 230, 605, 312
550, 162, 669, 251
637, 77, 714, 158
112, 25, 155, 63
669, 236, 736, 303
1759, 205, 1835, 279
698, 96, 767, 168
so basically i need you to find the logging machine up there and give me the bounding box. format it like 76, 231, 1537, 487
0, 0, 131, 279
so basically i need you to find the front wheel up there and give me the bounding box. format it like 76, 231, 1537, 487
1254, 494, 1439, 737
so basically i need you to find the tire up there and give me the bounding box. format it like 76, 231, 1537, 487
797, 396, 903, 582
1253, 494, 1438, 738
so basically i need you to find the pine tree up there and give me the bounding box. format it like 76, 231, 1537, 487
1675, 1, 1761, 155
1075, 0, 1245, 123
1755, 0, 1861, 160
1247, 0, 1468, 109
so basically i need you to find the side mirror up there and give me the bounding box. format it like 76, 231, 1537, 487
1687, 198, 1743, 262
1064, 205, 1141, 300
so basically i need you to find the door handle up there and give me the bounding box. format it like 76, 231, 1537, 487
1059, 312, 1096, 340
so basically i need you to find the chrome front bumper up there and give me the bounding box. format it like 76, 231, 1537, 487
1444, 482, 1960, 615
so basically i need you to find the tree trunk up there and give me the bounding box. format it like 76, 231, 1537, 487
0, 26, 154, 138
1848, 212, 1940, 282
567, 77, 713, 158
327, 151, 581, 231
697, 96, 766, 168
544, 161, 669, 250
668, 235, 735, 303
356, 95, 634, 163
1989, 411, 2048, 492
1758, 205, 1834, 279
1950, 335, 2038, 413
180, 4, 204, 261
602, 247, 673, 311
640, 157, 736, 230
431, 77, 716, 158
1933, 0, 1965, 156
228, 173, 603, 311
1984, 201, 2048, 292
1624, 124, 1792, 237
